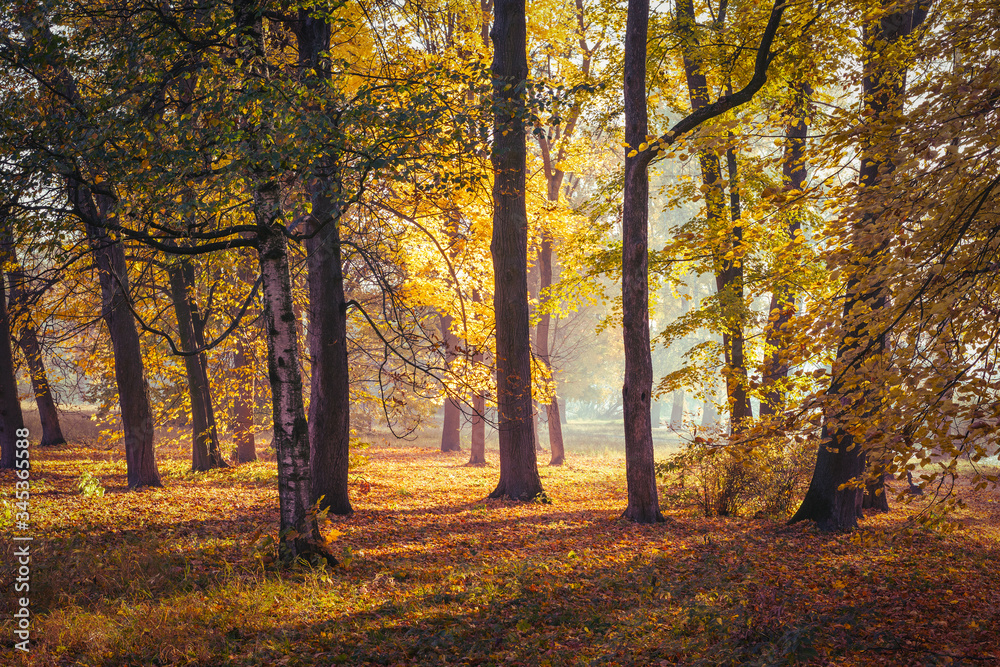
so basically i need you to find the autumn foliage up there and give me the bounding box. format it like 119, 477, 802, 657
2, 0, 1000, 662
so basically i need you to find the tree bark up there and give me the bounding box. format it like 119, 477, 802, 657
677, 0, 751, 432
232, 328, 257, 463
232, 255, 258, 463
488, 0, 544, 501
670, 390, 684, 429
0, 272, 25, 469
295, 9, 353, 516
722, 146, 752, 429
258, 223, 329, 561
237, 0, 331, 562
468, 365, 487, 465
167, 262, 227, 471
6, 269, 66, 447
862, 471, 890, 512
439, 314, 463, 452
790, 1, 931, 530
19, 12, 160, 487
71, 185, 162, 489
531, 0, 595, 466
537, 232, 565, 464
761, 81, 811, 419
621, 0, 663, 523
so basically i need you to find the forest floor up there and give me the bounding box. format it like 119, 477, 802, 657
2, 421, 999, 666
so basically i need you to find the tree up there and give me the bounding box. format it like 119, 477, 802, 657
619, 0, 789, 521
620, 0, 662, 522
10, 5, 162, 489
529, 0, 602, 465
294, 8, 354, 515
0, 192, 66, 448
670, 0, 761, 432
488, 0, 545, 501
0, 219, 26, 469
5, 267, 66, 447
166, 259, 227, 471
232, 257, 259, 463
760, 80, 811, 419
439, 313, 464, 452
790, 0, 932, 531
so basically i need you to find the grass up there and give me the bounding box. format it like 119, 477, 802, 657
1, 418, 999, 666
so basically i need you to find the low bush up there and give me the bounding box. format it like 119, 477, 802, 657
656, 432, 814, 518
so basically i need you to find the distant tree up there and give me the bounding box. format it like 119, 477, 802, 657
166, 258, 227, 471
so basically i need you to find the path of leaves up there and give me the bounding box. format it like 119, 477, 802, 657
1, 440, 998, 666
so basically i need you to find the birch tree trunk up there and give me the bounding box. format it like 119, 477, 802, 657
258, 222, 328, 561
238, 0, 331, 561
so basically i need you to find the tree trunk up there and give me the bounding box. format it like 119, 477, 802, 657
0, 272, 25, 469
439, 314, 463, 452
238, 1, 331, 562
73, 185, 161, 489
862, 471, 890, 512
167, 262, 227, 471
671, 390, 684, 428
546, 397, 564, 464
303, 192, 353, 516
295, 9, 353, 516
488, 0, 544, 501
258, 223, 329, 561
721, 146, 752, 430
232, 328, 257, 462
537, 211, 565, 465
790, 2, 931, 530
468, 375, 487, 465
21, 13, 160, 488
620, 0, 663, 523
6, 269, 66, 447
677, 0, 751, 432
761, 81, 811, 419
702, 394, 718, 428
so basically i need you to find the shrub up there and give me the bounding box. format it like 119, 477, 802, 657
656, 433, 814, 518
